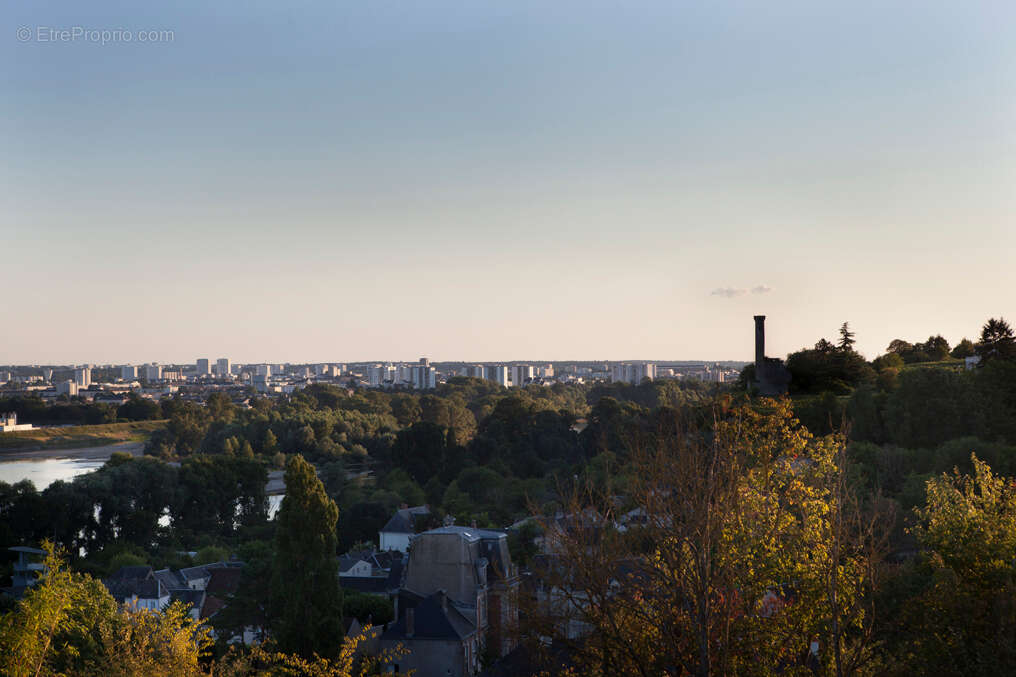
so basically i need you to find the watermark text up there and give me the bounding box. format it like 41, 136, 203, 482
17, 26, 175, 45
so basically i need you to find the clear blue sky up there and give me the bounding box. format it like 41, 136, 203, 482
4, 1, 1014, 364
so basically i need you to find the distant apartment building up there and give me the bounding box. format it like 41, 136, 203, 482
74, 367, 91, 388
511, 364, 534, 388
537, 364, 554, 378
460, 364, 485, 379
314, 364, 339, 378
215, 358, 231, 377
368, 364, 397, 388
56, 380, 78, 396
120, 365, 138, 381
144, 364, 163, 382
42, 369, 53, 381
255, 364, 272, 378
410, 363, 437, 390
0, 371, 10, 384
162, 369, 183, 381
610, 362, 656, 384
485, 365, 510, 388
195, 358, 211, 376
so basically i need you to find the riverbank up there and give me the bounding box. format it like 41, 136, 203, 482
0, 420, 165, 455
0, 441, 145, 463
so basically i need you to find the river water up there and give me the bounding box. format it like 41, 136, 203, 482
0, 457, 109, 490
0, 451, 284, 518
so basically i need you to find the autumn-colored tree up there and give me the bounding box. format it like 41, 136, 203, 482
96, 602, 213, 677
0, 542, 211, 677
893, 455, 1016, 675
212, 628, 407, 677
523, 400, 892, 677
0, 542, 115, 677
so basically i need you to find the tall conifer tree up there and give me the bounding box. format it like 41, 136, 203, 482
271, 454, 343, 657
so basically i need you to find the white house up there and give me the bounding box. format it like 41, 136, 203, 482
379, 505, 431, 553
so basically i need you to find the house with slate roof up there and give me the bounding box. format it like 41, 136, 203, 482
380, 525, 520, 675
379, 505, 431, 552
382, 589, 480, 677
104, 566, 171, 612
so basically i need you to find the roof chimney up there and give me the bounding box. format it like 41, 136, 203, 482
405, 607, 414, 637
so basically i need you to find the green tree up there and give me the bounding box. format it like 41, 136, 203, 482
896, 456, 1016, 674
921, 335, 951, 361
263, 429, 280, 455
206, 391, 236, 424
950, 338, 976, 359
977, 317, 1016, 363
342, 593, 394, 626
95, 602, 212, 677
271, 455, 343, 658
0, 542, 116, 677
838, 322, 857, 351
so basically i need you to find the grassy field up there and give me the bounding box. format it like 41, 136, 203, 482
0, 420, 166, 451
900, 359, 965, 371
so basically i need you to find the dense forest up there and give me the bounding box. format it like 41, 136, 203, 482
2, 317, 1016, 675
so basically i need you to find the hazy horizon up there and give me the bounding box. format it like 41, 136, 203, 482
6, 2, 1014, 365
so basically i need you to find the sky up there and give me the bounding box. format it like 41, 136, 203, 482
3, 1, 1015, 365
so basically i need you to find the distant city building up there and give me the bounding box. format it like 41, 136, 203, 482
610, 362, 656, 384
485, 365, 510, 387
74, 366, 91, 388
42, 369, 53, 381
368, 364, 397, 388
511, 364, 534, 388
215, 358, 230, 377
0, 412, 34, 433
121, 365, 138, 381
411, 363, 437, 389
56, 380, 78, 396
195, 358, 211, 376
461, 365, 485, 379
0, 371, 10, 384
162, 369, 183, 381
255, 364, 272, 378
144, 364, 163, 382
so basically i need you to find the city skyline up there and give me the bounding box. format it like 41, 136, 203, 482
5, 2, 1014, 364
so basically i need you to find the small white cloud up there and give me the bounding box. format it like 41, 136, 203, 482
711, 287, 747, 298
751, 285, 772, 295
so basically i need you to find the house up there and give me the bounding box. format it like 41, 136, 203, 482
104, 566, 171, 611
0, 413, 33, 433
1, 546, 46, 599
179, 565, 214, 590
149, 567, 206, 619
200, 567, 260, 645
339, 556, 404, 597
381, 590, 481, 677
338, 553, 374, 578
379, 505, 431, 552
379, 525, 520, 671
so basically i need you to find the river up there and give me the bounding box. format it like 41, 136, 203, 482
0, 443, 283, 518
0, 443, 144, 490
